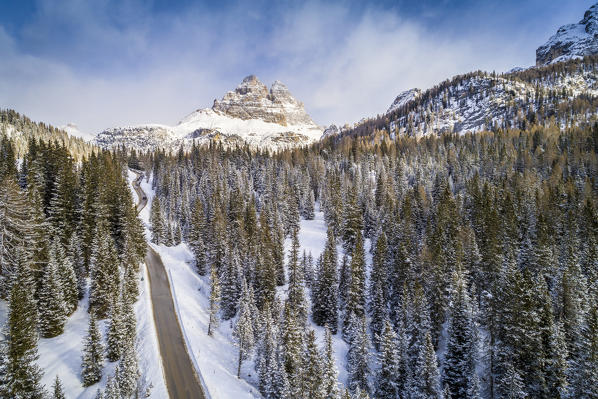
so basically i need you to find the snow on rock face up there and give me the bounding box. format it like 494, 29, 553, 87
383, 66, 598, 138
536, 2, 598, 66
386, 88, 422, 114
94, 75, 323, 152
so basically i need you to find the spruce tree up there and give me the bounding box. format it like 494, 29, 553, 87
312, 229, 339, 334
444, 268, 477, 399
412, 332, 442, 399
53, 375, 66, 399
208, 263, 221, 336
82, 313, 104, 386
117, 341, 139, 397
347, 316, 370, 395
233, 281, 255, 378
57, 239, 79, 315
106, 295, 124, 362
149, 197, 164, 245
303, 329, 323, 399
68, 231, 87, 300
375, 319, 399, 399
369, 232, 388, 349
343, 232, 366, 341
89, 219, 120, 318
104, 373, 121, 399
189, 199, 208, 275
6, 248, 45, 398
38, 240, 67, 338
321, 327, 341, 399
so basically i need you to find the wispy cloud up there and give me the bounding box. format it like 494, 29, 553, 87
0, 0, 592, 134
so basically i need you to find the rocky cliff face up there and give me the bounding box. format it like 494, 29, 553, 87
212, 75, 316, 126
94, 76, 323, 152
537, 3, 598, 65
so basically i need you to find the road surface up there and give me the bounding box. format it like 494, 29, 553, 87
131, 169, 207, 399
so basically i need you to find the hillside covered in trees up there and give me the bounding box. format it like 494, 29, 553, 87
0, 137, 147, 398
145, 121, 598, 398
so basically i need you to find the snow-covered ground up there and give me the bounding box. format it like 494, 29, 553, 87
0, 171, 167, 399
0, 265, 167, 399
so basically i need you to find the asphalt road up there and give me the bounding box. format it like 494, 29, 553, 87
131, 169, 207, 399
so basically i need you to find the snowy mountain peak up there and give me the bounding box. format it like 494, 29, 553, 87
536, 2, 598, 65
94, 75, 323, 152
211, 75, 315, 127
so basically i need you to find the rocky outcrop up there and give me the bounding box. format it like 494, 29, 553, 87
536, 3, 598, 65
387, 89, 422, 114
212, 75, 317, 126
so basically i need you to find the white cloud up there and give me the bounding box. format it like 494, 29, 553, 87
0, 1, 558, 134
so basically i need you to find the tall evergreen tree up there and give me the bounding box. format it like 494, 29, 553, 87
375, 319, 400, 399
233, 281, 255, 378
52, 375, 66, 399
38, 240, 67, 338
208, 263, 221, 336
5, 248, 45, 398
347, 316, 370, 395
82, 313, 104, 386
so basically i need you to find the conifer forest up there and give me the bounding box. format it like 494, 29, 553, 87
2, 2, 598, 399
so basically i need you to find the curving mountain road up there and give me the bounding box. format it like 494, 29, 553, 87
131, 170, 207, 399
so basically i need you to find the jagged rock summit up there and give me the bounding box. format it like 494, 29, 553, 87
94, 75, 323, 151
211, 75, 316, 126
536, 2, 598, 65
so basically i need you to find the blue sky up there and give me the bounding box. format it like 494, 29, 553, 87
0, 0, 593, 133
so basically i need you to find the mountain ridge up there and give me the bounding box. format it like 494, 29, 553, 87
94, 75, 323, 152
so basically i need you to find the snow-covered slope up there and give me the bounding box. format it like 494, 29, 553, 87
94, 76, 323, 152
536, 2, 598, 65
387, 88, 422, 114
381, 63, 598, 138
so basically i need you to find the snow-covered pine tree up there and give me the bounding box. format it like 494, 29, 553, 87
189, 199, 208, 275
369, 232, 388, 350
444, 268, 477, 399
342, 184, 363, 254
104, 372, 121, 399
321, 327, 341, 399
208, 263, 222, 336
303, 329, 323, 399
343, 232, 366, 341
57, 238, 79, 315
411, 331, 442, 399
106, 295, 124, 362
221, 248, 242, 320
287, 226, 307, 325
256, 303, 278, 398
233, 281, 255, 378
312, 229, 339, 334
282, 301, 305, 397
123, 263, 139, 303
0, 177, 35, 297
375, 319, 399, 399
53, 375, 66, 399
5, 248, 45, 398
38, 239, 67, 338
89, 218, 120, 318
347, 316, 370, 395
68, 230, 87, 300
149, 197, 165, 245
117, 340, 139, 397
82, 312, 104, 386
